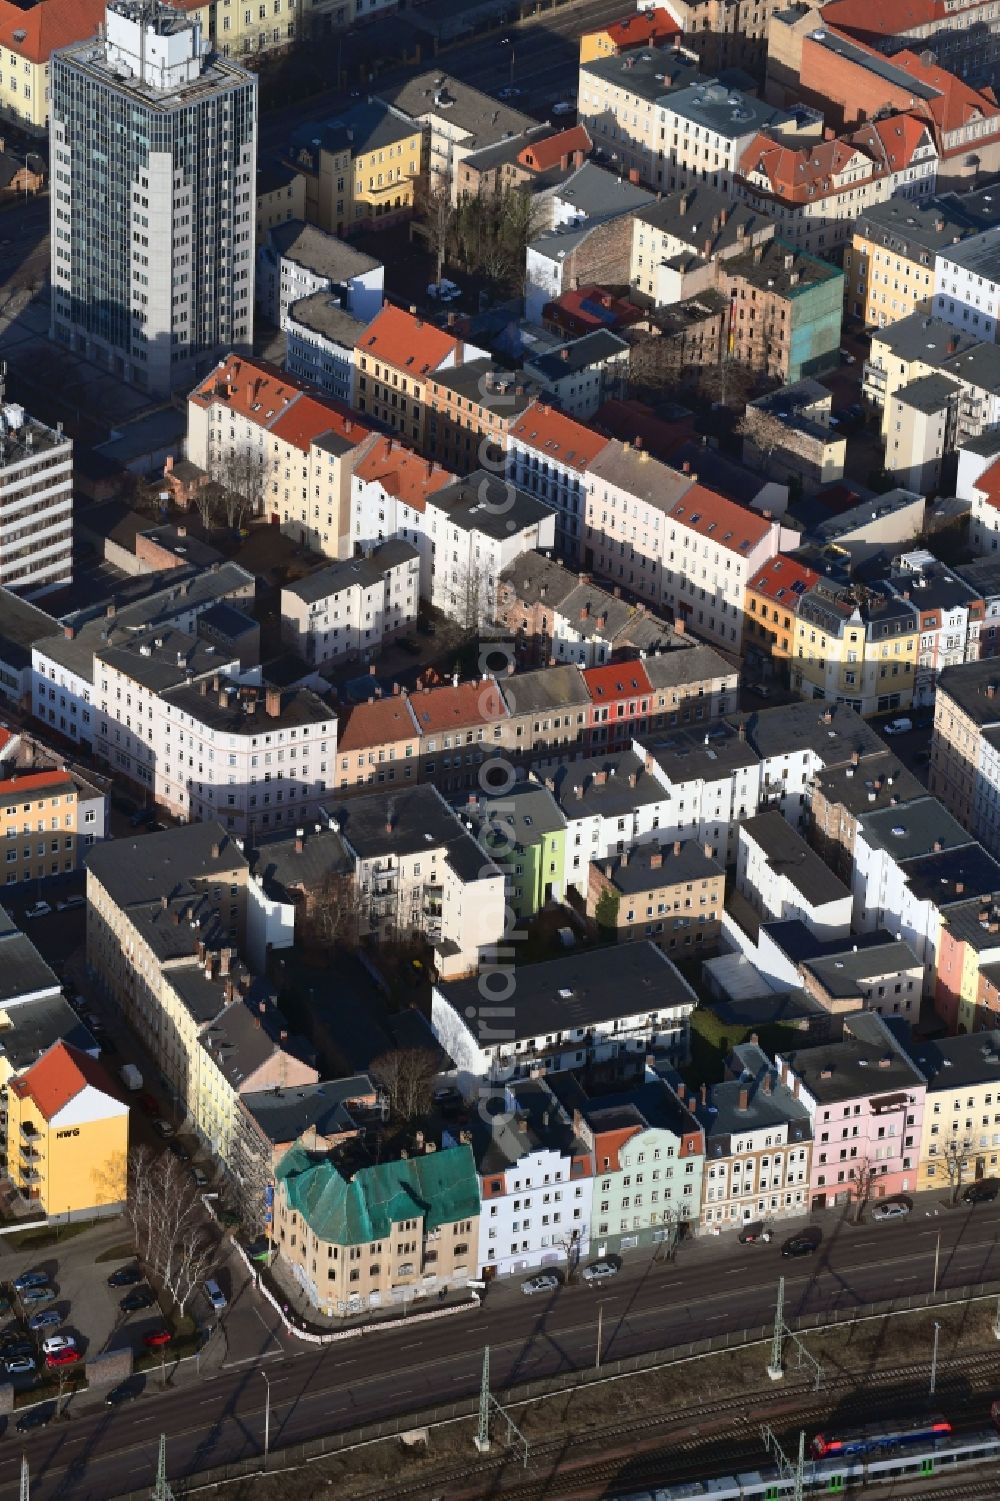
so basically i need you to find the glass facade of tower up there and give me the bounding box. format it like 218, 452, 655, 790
50, 5, 256, 396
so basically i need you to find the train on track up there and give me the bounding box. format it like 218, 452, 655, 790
616, 1406, 1000, 1499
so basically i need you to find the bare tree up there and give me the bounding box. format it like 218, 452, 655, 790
301, 868, 364, 951
737, 406, 790, 471
849, 1157, 877, 1224
124, 1148, 217, 1316
942, 1135, 974, 1204
453, 556, 494, 632
191, 482, 222, 533
417, 173, 455, 287
370, 1048, 439, 1123
212, 443, 272, 530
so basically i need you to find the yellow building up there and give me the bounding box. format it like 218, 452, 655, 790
793, 580, 919, 717
743, 555, 820, 683
256, 160, 307, 244
579, 7, 682, 64
0, 0, 107, 135
0, 769, 106, 889
287, 102, 422, 238
846, 200, 972, 331
174, 0, 353, 63
6, 1041, 128, 1217
916, 1031, 1000, 1194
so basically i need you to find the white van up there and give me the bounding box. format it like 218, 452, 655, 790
884, 717, 913, 736
204, 1278, 227, 1313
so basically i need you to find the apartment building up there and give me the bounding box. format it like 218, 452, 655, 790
852, 794, 987, 986
915, 1031, 1000, 1192
31, 563, 255, 752
256, 159, 305, 243
468, 1077, 594, 1278
579, 7, 681, 64
454, 123, 591, 201
497, 552, 677, 668
507, 401, 611, 561
51, 2, 256, 397
0, 0, 107, 136
800, 938, 924, 1027
742, 382, 846, 495
523, 332, 630, 423
0, 402, 72, 598
741, 698, 891, 836
736, 118, 938, 259
280, 541, 418, 667
5, 1042, 128, 1219
186, 354, 371, 558
934, 228, 1000, 342
744, 555, 821, 683
466, 782, 567, 922
718, 240, 845, 383
863, 313, 979, 431
274, 1140, 480, 1316
809, 752, 925, 885
353, 304, 487, 449
410, 675, 510, 797
587, 838, 725, 953
255, 219, 383, 327
0, 768, 106, 887
425, 363, 542, 475
792, 579, 919, 718
931, 657, 1000, 852
284, 296, 369, 407
659, 81, 793, 196
890, 550, 983, 708
326, 783, 505, 978
666, 0, 789, 74
574, 46, 702, 192
737, 812, 852, 941
629, 185, 775, 307
348, 438, 455, 590
693, 1039, 812, 1228
431, 943, 696, 1093
287, 103, 423, 237
846, 197, 975, 329
778, 1012, 926, 1209
497, 664, 594, 771
820, 0, 1000, 83
334, 693, 422, 793
380, 73, 534, 193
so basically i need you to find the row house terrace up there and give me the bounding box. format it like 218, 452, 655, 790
507, 402, 611, 562
351, 304, 488, 450
185, 355, 373, 559
777, 1011, 926, 1209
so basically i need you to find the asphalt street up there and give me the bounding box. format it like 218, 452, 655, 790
4, 1197, 1000, 1499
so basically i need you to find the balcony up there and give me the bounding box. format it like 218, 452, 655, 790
19, 1145, 42, 1163
19, 1121, 40, 1139
19, 1168, 41, 1184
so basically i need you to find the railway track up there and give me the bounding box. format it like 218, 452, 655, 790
345, 1347, 1000, 1501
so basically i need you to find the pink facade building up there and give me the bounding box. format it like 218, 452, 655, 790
777, 1012, 926, 1211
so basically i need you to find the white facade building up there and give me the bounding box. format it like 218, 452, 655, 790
934, 230, 1000, 343
255, 220, 383, 327
507, 402, 610, 562
736, 812, 853, 940
284, 295, 370, 406
0, 404, 73, 598
280, 541, 419, 667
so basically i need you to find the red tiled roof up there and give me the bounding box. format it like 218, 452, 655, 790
191, 356, 368, 453
593, 399, 694, 462
353, 436, 455, 512
544, 284, 646, 335
893, 49, 1000, 137
821, 0, 944, 39
10, 1042, 119, 1122
582, 662, 652, 702
974, 456, 1000, 511
518, 125, 592, 174
355, 304, 459, 377
336, 697, 419, 752
748, 555, 820, 605
0, 0, 106, 64
665, 484, 774, 555
269, 394, 369, 455
0, 770, 75, 803
602, 7, 681, 49
739, 117, 931, 203
408, 679, 509, 733
510, 401, 610, 468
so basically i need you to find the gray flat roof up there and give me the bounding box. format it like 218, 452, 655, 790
781, 1010, 925, 1104
813, 754, 925, 818
326, 782, 497, 882
805, 940, 921, 999
381, 72, 534, 148
243, 1075, 376, 1145
579, 46, 700, 105
286, 293, 370, 347
466, 782, 566, 848
0, 994, 97, 1075
268, 219, 381, 282
601, 838, 722, 895
431, 471, 555, 539
553, 749, 668, 817
856, 197, 976, 259
86, 822, 247, 910
663, 79, 791, 137
285, 540, 418, 604
438, 940, 696, 1042
252, 824, 352, 901
913, 1030, 1000, 1092
739, 700, 888, 765
938, 657, 1000, 724
550, 160, 655, 221
694, 1041, 811, 1144
0, 590, 58, 671
894, 372, 961, 413
937, 226, 1000, 279
874, 312, 979, 365
741, 811, 851, 908
649, 724, 759, 783
500, 664, 591, 716
858, 794, 975, 861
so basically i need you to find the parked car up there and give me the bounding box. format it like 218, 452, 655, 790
27, 1311, 61, 1332
192, 1167, 208, 1188
204, 1278, 227, 1313
23, 903, 51, 920
120, 1288, 155, 1313
582, 1260, 619, 1283
13, 1272, 48, 1293
168, 1140, 190, 1163
19, 1287, 55, 1308
41, 1334, 75, 1356
105, 1382, 140, 1406
964, 1179, 999, 1204
138, 1092, 159, 1116
55, 896, 85, 912
884, 717, 913, 736
129, 807, 155, 828
107, 1265, 141, 1289
153, 1119, 175, 1138
143, 1329, 172, 1349
498, 85, 522, 98
16, 1406, 52, 1431
738, 1222, 773, 1244
5, 1356, 35, 1374
781, 1235, 817, 1259
871, 1200, 909, 1221
45, 1349, 81, 1369
551, 101, 574, 115
521, 1273, 560, 1296
2, 1340, 34, 1359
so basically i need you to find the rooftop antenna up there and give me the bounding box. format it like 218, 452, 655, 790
151, 1435, 175, 1501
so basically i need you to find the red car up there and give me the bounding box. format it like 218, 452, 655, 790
45, 1349, 81, 1369
143, 1329, 172, 1349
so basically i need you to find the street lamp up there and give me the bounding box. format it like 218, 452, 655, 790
929, 1320, 941, 1396
260, 1369, 271, 1470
